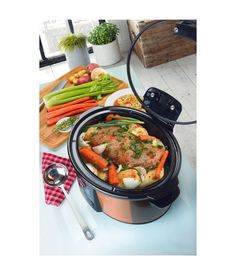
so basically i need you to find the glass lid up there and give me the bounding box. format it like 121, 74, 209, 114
126, 20, 197, 126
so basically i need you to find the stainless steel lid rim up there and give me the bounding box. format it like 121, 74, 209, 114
67, 106, 181, 200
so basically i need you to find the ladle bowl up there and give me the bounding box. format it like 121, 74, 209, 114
43, 163, 94, 240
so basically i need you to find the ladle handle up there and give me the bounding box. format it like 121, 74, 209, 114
60, 186, 94, 241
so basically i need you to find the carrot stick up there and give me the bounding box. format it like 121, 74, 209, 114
108, 164, 119, 185
46, 102, 98, 119
105, 114, 120, 122
138, 135, 157, 141
79, 147, 108, 170
46, 106, 97, 126
155, 150, 169, 179
47, 97, 91, 112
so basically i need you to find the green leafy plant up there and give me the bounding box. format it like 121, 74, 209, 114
58, 34, 87, 52
87, 23, 120, 45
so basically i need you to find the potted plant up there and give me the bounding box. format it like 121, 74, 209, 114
87, 22, 121, 66
59, 33, 90, 70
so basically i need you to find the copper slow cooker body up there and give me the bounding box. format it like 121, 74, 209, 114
68, 106, 181, 224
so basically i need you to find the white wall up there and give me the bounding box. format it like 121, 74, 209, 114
107, 20, 132, 54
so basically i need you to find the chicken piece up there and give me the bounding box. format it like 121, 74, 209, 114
84, 124, 165, 169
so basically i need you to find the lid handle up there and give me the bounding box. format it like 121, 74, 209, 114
144, 87, 182, 129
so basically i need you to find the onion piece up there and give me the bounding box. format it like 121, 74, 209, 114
92, 143, 108, 154
152, 139, 164, 148
123, 178, 140, 189
79, 132, 90, 148
85, 163, 98, 176
134, 166, 147, 182
116, 164, 122, 173
91, 68, 106, 80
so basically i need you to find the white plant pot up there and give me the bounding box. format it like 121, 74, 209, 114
65, 46, 90, 70
92, 39, 121, 66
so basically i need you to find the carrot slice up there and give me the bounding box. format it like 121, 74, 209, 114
105, 114, 121, 122
47, 97, 91, 112
46, 102, 98, 119
79, 147, 108, 170
155, 150, 169, 179
46, 105, 97, 126
108, 164, 119, 185
138, 135, 157, 141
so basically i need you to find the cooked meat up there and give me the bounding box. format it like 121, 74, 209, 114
85, 125, 165, 169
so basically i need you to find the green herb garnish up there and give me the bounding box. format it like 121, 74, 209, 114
120, 143, 129, 152
146, 163, 158, 173
121, 164, 128, 170
144, 139, 153, 144
53, 116, 77, 133
129, 140, 144, 159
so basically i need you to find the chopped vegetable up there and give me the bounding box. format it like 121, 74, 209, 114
79, 132, 90, 147
53, 116, 77, 133
116, 164, 122, 173
105, 114, 120, 122
92, 143, 108, 154
85, 163, 98, 176
134, 167, 147, 182
79, 147, 108, 170
129, 140, 144, 159
108, 164, 119, 185
138, 135, 157, 141
155, 150, 169, 179
123, 178, 140, 189
152, 139, 164, 148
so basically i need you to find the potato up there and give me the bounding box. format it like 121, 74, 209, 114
77, 69, 87, 77
118, 169, 140, 185
77, 75, 91, 84
73, 77, 79, 85
69, 75, 75, 83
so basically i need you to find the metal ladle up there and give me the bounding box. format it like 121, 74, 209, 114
43, 163, 94, 241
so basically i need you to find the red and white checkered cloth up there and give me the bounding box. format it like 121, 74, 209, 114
41, 152, 77, 206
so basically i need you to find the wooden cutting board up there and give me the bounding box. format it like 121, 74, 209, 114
40, 66, 128, 149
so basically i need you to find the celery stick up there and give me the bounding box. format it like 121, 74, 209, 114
45, 89, 116, 107
44, 84, 93, 101
44, 78, 117, 101
45, 82, 118, 105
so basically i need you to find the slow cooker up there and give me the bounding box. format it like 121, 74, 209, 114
67, 20, 196, 224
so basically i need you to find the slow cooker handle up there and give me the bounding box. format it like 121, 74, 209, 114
149, 186, 180, 208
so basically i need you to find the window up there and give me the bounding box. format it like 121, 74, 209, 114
39, 20, 105, 68
40, 20, 70, 58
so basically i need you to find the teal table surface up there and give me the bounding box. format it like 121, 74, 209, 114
40, 65, 196, 255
